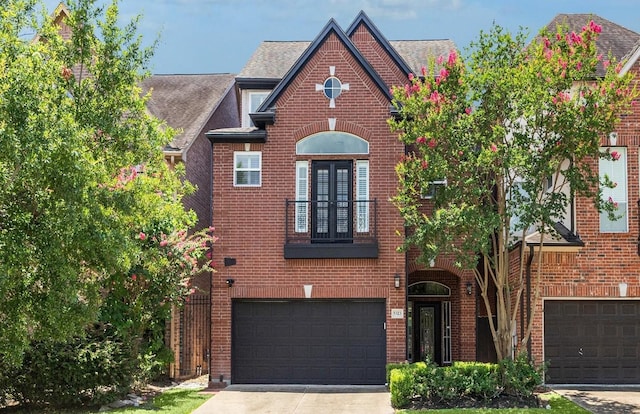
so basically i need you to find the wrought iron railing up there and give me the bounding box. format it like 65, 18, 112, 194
285, 199, 377, 244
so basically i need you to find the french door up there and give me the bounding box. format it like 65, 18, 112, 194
312, 161, 352, 242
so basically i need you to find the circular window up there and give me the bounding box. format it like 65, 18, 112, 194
323, 77, 342, 99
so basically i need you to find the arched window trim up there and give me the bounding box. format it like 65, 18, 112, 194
408, 281, 451, 297
296, 132, 369, 155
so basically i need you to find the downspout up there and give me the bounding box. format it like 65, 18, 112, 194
526, 243, 534, 357
206, 134, 215, 384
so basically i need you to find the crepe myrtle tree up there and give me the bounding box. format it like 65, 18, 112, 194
0, 0, 215, 366
389, 21, 637, 361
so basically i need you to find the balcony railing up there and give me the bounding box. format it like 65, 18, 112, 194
284, 199, 378, 259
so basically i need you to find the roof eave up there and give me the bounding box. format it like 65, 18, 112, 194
236, 77, 281, 89
205, 129, 267, 144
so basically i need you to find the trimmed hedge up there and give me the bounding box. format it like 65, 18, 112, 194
388, 354, 543, 409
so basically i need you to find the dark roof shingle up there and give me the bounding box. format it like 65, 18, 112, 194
237, 39, 456, 80
141, 73, 235, 150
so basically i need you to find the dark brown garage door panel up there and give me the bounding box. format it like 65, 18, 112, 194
232, 300, 386, 384
544, 300, 640, 384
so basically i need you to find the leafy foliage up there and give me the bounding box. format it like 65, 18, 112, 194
0, 0, 216, 404
389, 20, 637, 359
388, 357, 542, 410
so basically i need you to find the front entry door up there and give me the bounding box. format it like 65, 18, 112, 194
312, 161, 352, 242
413, 303, 442, 364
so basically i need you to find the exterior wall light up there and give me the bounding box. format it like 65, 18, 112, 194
225, 278, 235, 287
394, 274, 401, 289
466, 282, 473, 296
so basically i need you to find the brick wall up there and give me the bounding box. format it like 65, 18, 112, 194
210, 31, 407, 381
522, 59, 640, 364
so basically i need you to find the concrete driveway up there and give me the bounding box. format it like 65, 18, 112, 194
554, 387, 640, 414
192, 385, 394, 414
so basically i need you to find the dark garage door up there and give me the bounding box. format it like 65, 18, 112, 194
545, 300, 640, 384
232, 300, 386, 384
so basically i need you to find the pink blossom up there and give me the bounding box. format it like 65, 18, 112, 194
429, 91, 443, 105
439, 67, 449, 79
131, 274, 137, 281
437, 55, 444, 65
447, 50, 458, 66
416, 136, 427, 145
576, 61, 582, 71
408, 73, 415, 81
589, 20, 602, 34
160, 240, 168, 247
611, 151, 621, 161
139, 232, 147, 241
465, 107, 472, 115
421, 66, 427, 76
421, 160, 428, 169
603, 60, 610, 69
428, 139, 437, 148
490, 144, 498, 152
458, 150, 464, 156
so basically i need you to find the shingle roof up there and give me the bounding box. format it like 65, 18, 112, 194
141, 74, 235, 151
237, 41, 311, 80
237, 39, 455, 80
545, 14, 640, 76
389, 40, 456, 75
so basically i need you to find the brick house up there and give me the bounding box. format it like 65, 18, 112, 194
205, 11, 467, 385
141, 74, 238, 378
527, 14, 640, 385
205, 11, 640, 386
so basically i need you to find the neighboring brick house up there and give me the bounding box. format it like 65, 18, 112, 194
141, 73, 239, 378
205, 11, 466, 385
524, 14, 640, 385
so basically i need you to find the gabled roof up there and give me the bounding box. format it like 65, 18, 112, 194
254, 18, 391, 123
346, 10, 413, 75
237, 36, 453, 82
545, 14, 640, 77
141, 73, 235, 151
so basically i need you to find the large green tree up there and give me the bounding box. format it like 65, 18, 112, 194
390, 21, 637, 360
0, 0, 214, 367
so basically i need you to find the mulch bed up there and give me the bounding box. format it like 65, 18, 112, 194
407, 393, 543, 410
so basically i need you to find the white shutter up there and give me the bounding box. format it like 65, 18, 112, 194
356, 160, 369, 233
295, 161, 308, 233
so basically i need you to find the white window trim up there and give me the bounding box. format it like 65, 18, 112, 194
241, 90, 270, 128
233, 151, 262, 187
421, 178, 447, 199
356, 160, 369, 233
599, 146, 627, 233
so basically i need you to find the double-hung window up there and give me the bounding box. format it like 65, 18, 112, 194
234, 152, 261, 187
599, 147, 627, 232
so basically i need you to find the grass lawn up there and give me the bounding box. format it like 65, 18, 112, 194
396, 392, 590, 413
0, 388, 213, 414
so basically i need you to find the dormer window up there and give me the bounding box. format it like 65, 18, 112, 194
242, 90, 270, 128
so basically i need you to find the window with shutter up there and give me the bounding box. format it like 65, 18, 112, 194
356, 160, 369, 233
295, 161, 308, 233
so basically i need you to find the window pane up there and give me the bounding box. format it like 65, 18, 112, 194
236, 171, 248, 185
296, 132, 368, 154
599, 147, 627, 232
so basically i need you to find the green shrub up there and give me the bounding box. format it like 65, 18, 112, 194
0, 324, 135, 408
500, 352, 544, 397
386, 362, 408, 385
387, 356, 542, 409
389, 367, 413, 408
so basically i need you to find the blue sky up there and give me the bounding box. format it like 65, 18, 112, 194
43, 0, 640, 75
